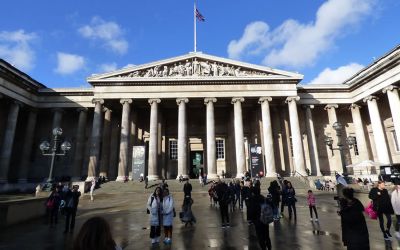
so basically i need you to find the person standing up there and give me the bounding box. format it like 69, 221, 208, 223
252, 186, 272, 250
391, 182, 400, 239
90, 178, 96, 201
147, 187, 163, 245
307, 190, 318, 222
162, 188, 174, 244
181, 196, 196, 226
64, 185, 81, 233
183, 179, 192, 198
46, 186, 61, 227
267, 180, 281, 221
216, 181, 230, 228
339, 188, 370, 250
284, 181, 297, 220
369, 181, 394, 240
280, 180, 288, 217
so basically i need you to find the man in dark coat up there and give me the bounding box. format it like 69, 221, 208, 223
339, 188, 369, 249
215, 181, 230, 227
252, 186, 272, 250
183, 179, 192, 198
64, 185, 81, 233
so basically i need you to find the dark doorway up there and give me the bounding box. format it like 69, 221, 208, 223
189, 151, 203, 178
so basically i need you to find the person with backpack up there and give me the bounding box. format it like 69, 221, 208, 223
147, 187, 163, 245
369, 180, 394, 240
216, 180, 230, 228
46, 186, 61, 227
252, 185, 272, 250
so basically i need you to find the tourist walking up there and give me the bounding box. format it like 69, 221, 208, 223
147, 187, 163, 245
162, 188, 174, 244
267, 180, 281, 220
216, 181, 230, 228
369, 180, 394, 240
183, 179, 192, 198
339, 188, 370, 250
73, 216, 122, 250
252, 186, 272, 250
64, 185, 81, 233
284, 181, 297, 220
307, 190, 318, 221
46, 186, 61, 227
391, 182, 400, 239
181, 195, 196, 226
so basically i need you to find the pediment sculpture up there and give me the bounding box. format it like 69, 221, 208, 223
115, 58, 273, 78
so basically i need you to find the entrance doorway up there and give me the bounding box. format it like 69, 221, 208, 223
189, 151, 203, 178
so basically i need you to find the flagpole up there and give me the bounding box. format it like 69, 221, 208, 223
194, 0, 197, 52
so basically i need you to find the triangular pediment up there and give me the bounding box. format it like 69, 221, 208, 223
87, 52, 303, 83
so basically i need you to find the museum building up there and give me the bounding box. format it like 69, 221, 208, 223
1, 45, 400, 186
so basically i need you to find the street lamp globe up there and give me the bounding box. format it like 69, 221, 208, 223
52, 127, 63, 136
39, 141, 50, 151
61, 141, 72, 151
332, 122, 343, 131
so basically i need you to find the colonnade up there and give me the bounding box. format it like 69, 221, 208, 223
1, 85, 400, 183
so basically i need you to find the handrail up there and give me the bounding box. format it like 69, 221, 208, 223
294, 171, 315, 189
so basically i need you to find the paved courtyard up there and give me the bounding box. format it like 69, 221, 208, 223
0, 188, 398, 250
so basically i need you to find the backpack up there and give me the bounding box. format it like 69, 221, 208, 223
260, 199, 274, 224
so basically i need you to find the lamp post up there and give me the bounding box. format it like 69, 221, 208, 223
39, 127, 71, 184
324, 122, 356, 176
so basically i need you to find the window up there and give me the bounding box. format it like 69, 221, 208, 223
216, 139, 225, 160
350, 134, 359, 156
289, 136, 294, 157
169, 140, 178, 160
392, 130, 400, 152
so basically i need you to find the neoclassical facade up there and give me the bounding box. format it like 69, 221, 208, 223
1, 46, 400, 185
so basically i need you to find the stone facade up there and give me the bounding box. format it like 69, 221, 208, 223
1, 47, 400, 185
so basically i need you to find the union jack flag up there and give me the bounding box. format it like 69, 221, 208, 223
195, 8, 205, 22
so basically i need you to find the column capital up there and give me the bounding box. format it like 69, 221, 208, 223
258, 97, 272, 104
176, 98, 189, 105
324, 104, 338, 110
231, 97, 244, 104
302, 105, 314, 110
204, 97, 217, 104
349, 103, 361, 110
92, 98, 104, 105
76, 107, 88, 113
148, 98, 161, 105
382, 85, 399, 94
363, 95, 378, 103
285, 96, 300, 103
13, 100, 24, 108
120, 98, 133, 105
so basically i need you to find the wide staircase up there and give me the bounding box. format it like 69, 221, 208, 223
94, 176, 313, 195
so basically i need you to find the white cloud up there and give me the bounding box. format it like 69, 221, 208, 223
308, 63, 364, 84
228, 0, 376, 68
99, 62, 117, 73
55, 52, 85, 75
78, 17, 128, 55
0, 30, 37, 71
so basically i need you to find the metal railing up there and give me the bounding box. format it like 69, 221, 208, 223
294, 171, 314, 189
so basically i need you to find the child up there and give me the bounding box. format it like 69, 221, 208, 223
307, 190, 318, 222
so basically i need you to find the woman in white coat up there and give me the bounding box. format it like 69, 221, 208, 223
162, 188, 175, 244
391, 183, 400, 239
147, 187, 163, 245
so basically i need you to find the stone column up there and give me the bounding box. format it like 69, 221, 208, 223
100, 107, 112, 178
0, 101, 22, 183
349, 104, 369, 161
285, 97, 307, 176
363, 96, 391, 164
71, 108, 87, 181
324, 104, 342, 173
18, 108, 37, 183
383, 86, 400, 148
117, 99, 132, 181
304, 105, 322, 176
258, 97, 276, 177
176, 98, 189, 178
86, 99, 104, 181
205, 98, 218, 179
148, 99, 161, 180
232, 97, 246, 178
52, 108, 63, 129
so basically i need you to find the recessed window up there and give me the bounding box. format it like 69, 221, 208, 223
350, 134, 359, 156
169, 140, 178, 160
216, 139, 225, 160
391, 130, 400, 152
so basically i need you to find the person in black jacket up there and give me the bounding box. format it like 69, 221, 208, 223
339, 188, 369, 249
252, 186, 272, 250
64, 185, 81, 233
215, 181, 230, 228
268, 180, 281, 220
369, 181, 394, 240
183, 179, 192, 198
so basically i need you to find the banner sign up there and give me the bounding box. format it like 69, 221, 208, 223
132, 146, 146, 181
249, 144, 264, 177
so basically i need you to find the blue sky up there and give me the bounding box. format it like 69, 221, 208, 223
1, 0, 399, 88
